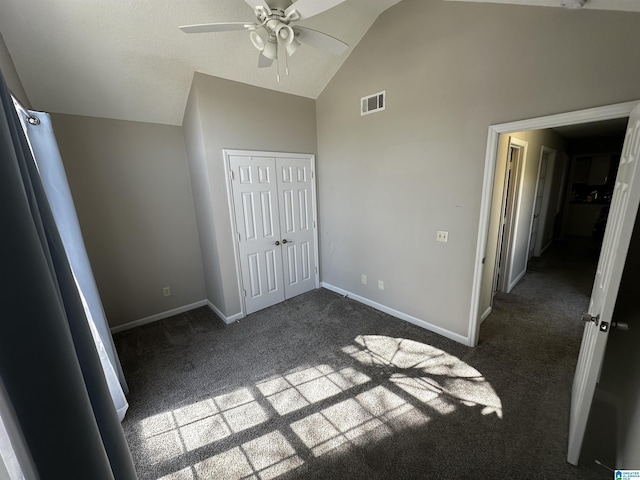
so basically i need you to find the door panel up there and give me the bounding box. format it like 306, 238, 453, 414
230, 156, 285, 314
277, 157, 317, 298
568, 106, 640, 465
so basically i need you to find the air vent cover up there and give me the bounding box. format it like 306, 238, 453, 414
361, 90, 386, 116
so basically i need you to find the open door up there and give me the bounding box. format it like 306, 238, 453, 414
568, 104, 640, 465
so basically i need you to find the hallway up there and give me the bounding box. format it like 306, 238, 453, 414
479, 237, 607, 477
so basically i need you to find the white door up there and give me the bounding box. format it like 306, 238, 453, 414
495, 138, 527, 294
529, 152, 548, 260
230, 155, 285, 314
568, 105, 640, 465
227, 152, 319, 315
276, 157, 317, 298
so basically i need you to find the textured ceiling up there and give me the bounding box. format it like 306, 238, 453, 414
2, 0, 636, 126
0, 0, 402, 125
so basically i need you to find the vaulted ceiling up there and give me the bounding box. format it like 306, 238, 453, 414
1, 0, 637, 126
0, 0, 401, 125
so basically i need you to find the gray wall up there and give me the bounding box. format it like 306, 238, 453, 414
52, 114, 205, 327
316, 0, 640, 338
481, 129, 567, 316
0, 32, 29, 108
183, 73, 317, 317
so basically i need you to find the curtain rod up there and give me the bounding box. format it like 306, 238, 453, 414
11, 93, 40, 125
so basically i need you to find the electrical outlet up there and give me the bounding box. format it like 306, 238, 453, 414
437, 230, 449, 243
163, 286, 171, 297
361, 274, 368, 285
378, 280, 384, 290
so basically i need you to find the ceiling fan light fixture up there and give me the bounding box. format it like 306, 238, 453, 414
250, 26, 269, 51
276, 24, 294, 46
286, 38, 300, 56
262, 40, 278, 60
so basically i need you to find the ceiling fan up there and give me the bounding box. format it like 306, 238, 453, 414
180, 0, 349, 80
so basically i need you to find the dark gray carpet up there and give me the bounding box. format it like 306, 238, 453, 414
115, 240, 608, 480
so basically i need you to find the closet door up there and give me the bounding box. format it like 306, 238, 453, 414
227, 151, 318, 315
277, 157, 317, 298
229, 155, 285, 314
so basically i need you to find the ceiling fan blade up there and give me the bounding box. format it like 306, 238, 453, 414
285, 0, 346, 20
258, 53, 274, 68
179, 22, 252, 34
294, 27, 349, 56
244, 0, 272, 15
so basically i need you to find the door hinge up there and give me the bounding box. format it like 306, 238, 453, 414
237, 233, 241, 242
229, 170, 235, 181
313, 220, 316, 229
243, 289, 247, 297
311, 171, 314, 179
315, 266, 318, 274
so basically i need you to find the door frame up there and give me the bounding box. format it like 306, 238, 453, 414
223, 149, 320, 318
494, 137, 528, 294
468, 101, 639, 347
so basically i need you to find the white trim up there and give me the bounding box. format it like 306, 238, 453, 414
207, 300, 243, 325
109, 300, 207, 333
507, 268, 527, 293
321, 283, 469, 345
223, 149, 248, 318
468, 100, 639, 347
480, 306, 492, 323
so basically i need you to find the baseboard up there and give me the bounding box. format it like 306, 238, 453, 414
507, 269, 527, 293
110, 300, 208, 334
480, 306, 492, 323
207, 301, 243, 325
320, 283, 469, 345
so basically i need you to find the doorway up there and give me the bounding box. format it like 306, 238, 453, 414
529, 147, 557, 259
469, 101, 639, 469
469, 101, 638, 347
494, 138, 527, 295
224, 150, 320, 315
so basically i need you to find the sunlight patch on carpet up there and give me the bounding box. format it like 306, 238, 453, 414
139, 335, 501, 478
344, 335, 503, 418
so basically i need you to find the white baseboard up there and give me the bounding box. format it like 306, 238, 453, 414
507, 269, 527, 293
207, 301, 243, 325
480, 306, 492, 323
320, 283, 469, 345
110, 300, 208, 334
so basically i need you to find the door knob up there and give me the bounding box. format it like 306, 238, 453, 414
611, 321, 629, 331
274, 241, 280, 246
282, 239, 289, 244
582, 313, 600, 326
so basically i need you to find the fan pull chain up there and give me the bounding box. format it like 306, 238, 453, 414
276, 43, 281, 83
285, 49, 289, 76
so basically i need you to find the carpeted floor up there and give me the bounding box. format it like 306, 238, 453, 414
115, 239, 609, 479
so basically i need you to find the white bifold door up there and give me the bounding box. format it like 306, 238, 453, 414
225, 151, 319, 315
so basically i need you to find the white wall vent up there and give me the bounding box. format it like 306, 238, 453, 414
361, 90, 386, 116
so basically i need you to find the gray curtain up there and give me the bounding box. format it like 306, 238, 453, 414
0, 69, 137, 479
